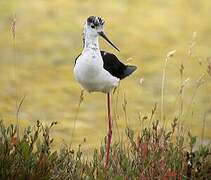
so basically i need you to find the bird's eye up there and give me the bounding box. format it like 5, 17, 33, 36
91, 24, 95, 29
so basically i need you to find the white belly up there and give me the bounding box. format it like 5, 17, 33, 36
74, 50, 119, 93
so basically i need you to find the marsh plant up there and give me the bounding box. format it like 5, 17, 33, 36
0, 118, 210, 179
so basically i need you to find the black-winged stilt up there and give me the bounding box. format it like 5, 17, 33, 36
74, 16, 137, 166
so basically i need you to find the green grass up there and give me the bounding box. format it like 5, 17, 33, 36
0, 0, 211, 151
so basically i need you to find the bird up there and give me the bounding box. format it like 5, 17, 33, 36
74, 16, 137, 166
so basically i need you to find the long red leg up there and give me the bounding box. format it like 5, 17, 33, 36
105, 93, 112, 167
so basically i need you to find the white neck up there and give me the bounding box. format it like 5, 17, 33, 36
83, 33, 100, 52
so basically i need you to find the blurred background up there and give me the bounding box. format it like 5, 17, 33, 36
0, 0, 211, 152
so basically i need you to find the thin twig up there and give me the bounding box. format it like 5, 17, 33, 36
16, 95, 26, 139
122, 92, 128, 128
11, 14, 21, 138
161, 57, 168, 124
161, 50, 176, 127
183, 74, 205, 121
70, 90, 84, 146
114, 82, 120, 141
201, 112, 206, 145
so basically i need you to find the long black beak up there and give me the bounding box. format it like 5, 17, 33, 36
98, 31, 120, 52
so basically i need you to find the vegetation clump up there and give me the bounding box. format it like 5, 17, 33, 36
0, 119, 210, 179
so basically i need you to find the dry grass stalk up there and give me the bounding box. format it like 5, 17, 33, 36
161, 50, 176, 125
70, 90, 84, 146
188, 31, 197, 57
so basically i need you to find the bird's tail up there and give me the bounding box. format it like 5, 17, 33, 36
121, 65, 137, 79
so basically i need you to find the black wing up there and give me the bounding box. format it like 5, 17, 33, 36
101, 51, 137, 79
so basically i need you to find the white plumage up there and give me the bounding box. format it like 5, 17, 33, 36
74, 19, 119, 93
74, 42, 119, 93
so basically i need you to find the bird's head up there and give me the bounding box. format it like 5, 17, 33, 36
84, 16, 120, 51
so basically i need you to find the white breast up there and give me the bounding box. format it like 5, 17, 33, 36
74, 49, 119, 93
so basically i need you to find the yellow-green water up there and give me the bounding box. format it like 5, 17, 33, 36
0, 0, 211, 153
